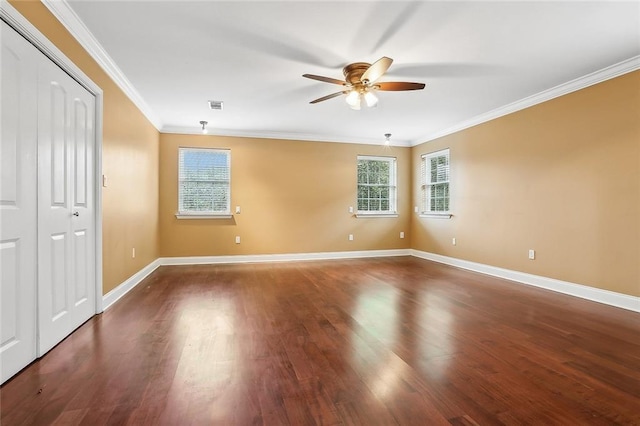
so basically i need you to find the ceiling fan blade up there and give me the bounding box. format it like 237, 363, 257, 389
310, 91, 346, 104
303, 74, 346, 86
376, 81, 426, 91
361, 56, 393, 83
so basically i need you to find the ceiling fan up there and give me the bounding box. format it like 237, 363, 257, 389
303, 56, 425, 110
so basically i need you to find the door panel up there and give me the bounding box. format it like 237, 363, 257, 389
37, 46, 96, 356
73, 100, 88, 207
0, 21, 38, 384
74, 230, 88, 304
38, 63, 73, 353
50, 233, 68, 320
51, 83, 68, 206
68, 81, 95, 326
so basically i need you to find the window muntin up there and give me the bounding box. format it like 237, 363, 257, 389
357, 155, 397, 215
422, 149, 450, 214
178, 147, 230, 216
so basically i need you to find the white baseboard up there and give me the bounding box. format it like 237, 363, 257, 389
102, 259, 162, 310
102, 249, 638, 314
411, 249, 640, 313
160, 249, 411, 266
101, 249, 409, 310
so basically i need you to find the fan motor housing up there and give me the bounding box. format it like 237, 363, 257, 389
343, 62, 371, 84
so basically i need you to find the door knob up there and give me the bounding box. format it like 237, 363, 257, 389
73, 211, 79, 216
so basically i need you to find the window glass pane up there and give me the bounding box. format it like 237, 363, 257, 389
379, 168, 389, 184
357, 162, 367, 183
357, 186, 367, 200
381, 187, 389, 199
370, 186, 380, 199
430, 158, 438, 183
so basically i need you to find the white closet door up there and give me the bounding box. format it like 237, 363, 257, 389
0, 21, 39, 384
37, 51, 96, 356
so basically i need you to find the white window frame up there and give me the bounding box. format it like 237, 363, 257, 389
176, 147, 231, 219
421, 149, 451, 218
356, 155, 398, 218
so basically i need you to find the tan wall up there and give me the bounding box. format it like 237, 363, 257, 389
10, 0, 161, 294
411, 71, 640, 297
160, 135, 411, 256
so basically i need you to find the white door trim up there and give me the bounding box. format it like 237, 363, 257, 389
1, 1, 104, 313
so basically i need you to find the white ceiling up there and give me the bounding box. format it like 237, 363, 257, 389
63, 1, 639, 146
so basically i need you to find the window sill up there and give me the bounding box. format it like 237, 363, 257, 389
419, 213, 452, 219
355, 212, 399, 218
175, 213, 232, 220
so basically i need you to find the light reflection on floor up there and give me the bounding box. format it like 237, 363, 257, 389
170, 294, 241, 420
349, 282, 456, 399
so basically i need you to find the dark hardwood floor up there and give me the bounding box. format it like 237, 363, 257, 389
2, 256, 639, 425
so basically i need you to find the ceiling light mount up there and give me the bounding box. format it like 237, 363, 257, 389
384, 133, 391, 146
199, 120, 208, 134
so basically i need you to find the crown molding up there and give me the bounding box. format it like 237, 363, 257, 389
411, 55, 640, 146
33, 1, 639, 146
160, 126, 413, 147
41, 0, 162, 130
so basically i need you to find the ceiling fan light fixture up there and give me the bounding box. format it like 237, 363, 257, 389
345, 90, 360, 108
364, 91, 378, 107
384, 133, 391, 146
303, 56, 425, 108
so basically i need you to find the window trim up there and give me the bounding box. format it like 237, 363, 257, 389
176, 147, 231, 220
356, 155, 398, 218
421, 148, 451, 219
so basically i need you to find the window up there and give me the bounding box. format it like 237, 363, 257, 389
177, 148, 230, 218
422, 149, 450, 217
357, 155, 397, 216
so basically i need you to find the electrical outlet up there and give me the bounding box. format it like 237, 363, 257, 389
235, 236, 241, 244
348, 234, 354, 241
528, 249, 535, 260
132, 248, 136, 258
400, 231, 405, 239
452, 238, 456, 246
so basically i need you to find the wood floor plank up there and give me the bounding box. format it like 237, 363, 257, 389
2, 257, 639, 425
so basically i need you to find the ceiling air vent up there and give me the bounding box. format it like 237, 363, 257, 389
208, 100, 224, 110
